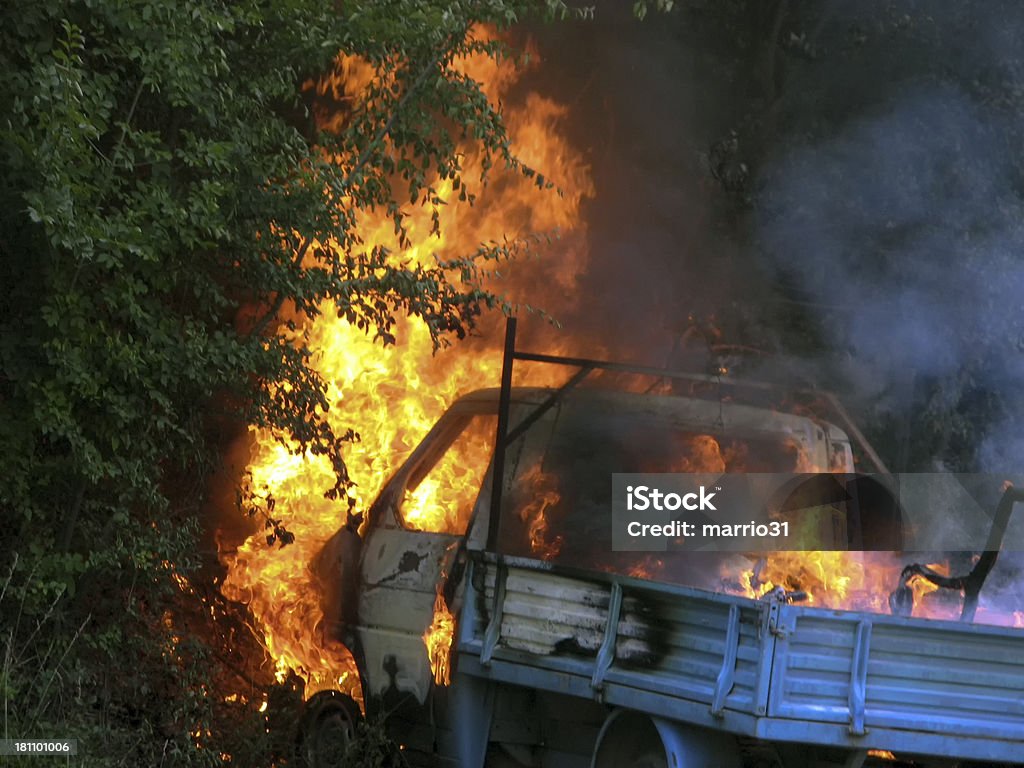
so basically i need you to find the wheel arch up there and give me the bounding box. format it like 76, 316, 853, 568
591, 708, 743, 768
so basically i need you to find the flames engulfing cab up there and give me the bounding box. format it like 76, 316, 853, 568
313, 382, 911, 703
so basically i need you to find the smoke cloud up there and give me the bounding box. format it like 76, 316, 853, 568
750, 2, 1024, 611
522, 2, 753, 363
754, 1, 1024, 472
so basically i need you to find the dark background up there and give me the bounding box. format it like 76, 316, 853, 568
507, 1, 1024, 482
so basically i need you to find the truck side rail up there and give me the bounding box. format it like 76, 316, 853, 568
456, 552, 1024, 763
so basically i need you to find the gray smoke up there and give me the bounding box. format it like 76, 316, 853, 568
518, 2, 1024, 470
751, 1, 1024, 616
520, 2, 755, 363
755, 1, 1024, 472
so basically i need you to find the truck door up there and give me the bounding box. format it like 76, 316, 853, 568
354, 405, 496, 708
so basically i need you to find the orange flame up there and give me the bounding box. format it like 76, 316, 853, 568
403, 415, 497, 534
423, 590, 456, 686
219, 28, 593, 699
518, 465, 564, 559
627, 556, 665, 581
906, 562, 948, 604
738, 552, 876, 609
676, 435, 728, 473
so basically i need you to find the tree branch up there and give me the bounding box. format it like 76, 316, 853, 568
113, 80, 145, 167
247, 31, 463, 340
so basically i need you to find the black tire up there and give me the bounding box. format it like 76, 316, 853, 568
295, 690, 362, 768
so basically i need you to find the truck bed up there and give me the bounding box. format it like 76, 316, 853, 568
456, 552, 1024, 763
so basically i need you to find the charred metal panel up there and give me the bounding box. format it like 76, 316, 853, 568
359, 585, 435, 633
360, 527, 453, 593
312, 522, 362, 641
603, 588, 766, 717
480, 567, 659, 663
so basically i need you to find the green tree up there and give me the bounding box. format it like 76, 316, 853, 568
0, 0, 590, 763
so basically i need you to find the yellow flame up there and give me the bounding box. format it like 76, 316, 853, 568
518, 465, 564, 559
423, 591, 456, 686
219, 26, 593, 700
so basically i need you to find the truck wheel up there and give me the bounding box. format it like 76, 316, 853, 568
295, 690, 362, 768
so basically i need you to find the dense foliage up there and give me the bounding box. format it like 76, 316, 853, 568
0, 0, 590, 763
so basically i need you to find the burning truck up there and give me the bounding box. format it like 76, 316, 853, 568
295, 319, 1024, 767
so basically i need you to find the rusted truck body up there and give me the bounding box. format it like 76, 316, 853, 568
307, 325, 1024, 767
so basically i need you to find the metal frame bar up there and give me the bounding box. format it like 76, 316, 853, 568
513, 349, 778, 390
890, 486, 1024, 621
480, 560, 507, 667
486, 319, 518, 551
484, 316, 890, 552
591, 581, 623, 695
711, 604, 741, 717
848, 620, 873, 736
823, 392, 890, 475
504, 364, 593, 445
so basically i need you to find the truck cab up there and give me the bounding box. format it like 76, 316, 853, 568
307, 376, 888, 766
